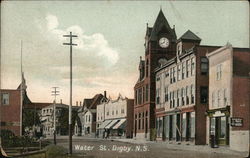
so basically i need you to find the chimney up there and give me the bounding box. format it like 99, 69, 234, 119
60, 99, 62, 104
104, 91, 107, 98
76, 101, 78, 106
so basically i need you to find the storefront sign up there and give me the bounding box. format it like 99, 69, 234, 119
231, 117, 243, 127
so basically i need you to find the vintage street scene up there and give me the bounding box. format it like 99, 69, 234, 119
0, 1, 249, 158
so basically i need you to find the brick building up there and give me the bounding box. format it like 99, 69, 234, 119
155, 27, 220, 144
134, 9, 177, 140
0, 89, 22, 136
206, 43, 250, 152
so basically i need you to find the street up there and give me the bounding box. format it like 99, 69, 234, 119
54, 138, 245, 158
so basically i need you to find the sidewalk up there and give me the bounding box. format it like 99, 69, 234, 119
113, 138, 248, 157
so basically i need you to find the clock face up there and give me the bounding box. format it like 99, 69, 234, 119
159, 37, 169, 48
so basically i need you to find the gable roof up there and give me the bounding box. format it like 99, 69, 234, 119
179, 30, 201, 41
79, 93, 107, 112
149, 9, 177, 41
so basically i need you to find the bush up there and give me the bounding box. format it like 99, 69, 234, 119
45, 145, 67, 158
0, 129, 34, 147
150, 128, 156, 141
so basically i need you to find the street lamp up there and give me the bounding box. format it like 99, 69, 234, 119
63, 32, 77, 155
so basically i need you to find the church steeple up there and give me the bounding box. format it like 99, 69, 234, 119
149, 9, 177, 41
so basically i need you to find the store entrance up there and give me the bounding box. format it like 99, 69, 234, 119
211, 116, 229, 146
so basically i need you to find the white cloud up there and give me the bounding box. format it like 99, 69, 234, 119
45, 14, 119, 65
46, 14, 59, 30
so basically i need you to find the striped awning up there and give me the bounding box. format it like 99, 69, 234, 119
98, 120, 112, 129
112, 119, 126, 129
104, 120, 119, 129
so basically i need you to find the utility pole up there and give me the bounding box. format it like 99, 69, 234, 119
51, 87, 59, 145
63, 32, 77, 155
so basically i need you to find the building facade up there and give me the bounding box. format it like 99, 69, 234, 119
40, 103, 69, 137
206, 43, 250, 152
78, 93, 107, 136
134, 9, 176, 140
0, 89, 22, 136
97, 95, 134, 138
155, 29, 220, 144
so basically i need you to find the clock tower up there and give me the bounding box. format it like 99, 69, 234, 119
134, 9, 177, 139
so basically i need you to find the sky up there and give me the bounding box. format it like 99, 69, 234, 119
1, 1, 249, 105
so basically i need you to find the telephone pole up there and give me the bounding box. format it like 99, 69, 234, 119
51, 87, 59, 145
63, 32, 77, 155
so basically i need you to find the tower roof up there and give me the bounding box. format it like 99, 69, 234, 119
179, 30, 201, 41
149, 9, 177, 41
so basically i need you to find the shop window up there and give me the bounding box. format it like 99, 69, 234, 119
200, 87, 208, 103
201, 57, 208, 75
1, 93, 9, 105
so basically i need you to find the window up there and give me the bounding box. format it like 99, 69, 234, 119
186, 59, 190, 78
216, 64, 222, 80
121, 109, 125, 114
191, 84, 194, 104
143, 87, 145, 103
138, 88, 142, 105
182, 62, 185, 79
173, 91, 176, 107
170, 68, 173, 83
200, 87, 208, 103
107, 111, 109, 116
89, 115, 90, 122
191, 57, 195, 76
186, 86, 189, 105
146, 60, 149, 77
201, 57, 208, 75
164, 86, 169, 102
156, 88, 160, 105
173, 67, 176, 83
177, 65, 181, 81
177, 89, 180, 107
218, 90, 221, 107
1, 93, 9, 105
138, 113, 141, 130
181, 88, 185, 106
116, 110, 118, 115
146, 85, 149, 102
170, 92, 172, 108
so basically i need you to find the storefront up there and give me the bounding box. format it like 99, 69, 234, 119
207, 106, 230, 146
159, 110, 195, 142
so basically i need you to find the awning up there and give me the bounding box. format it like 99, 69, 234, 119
98, 120, 112, 129
104, 120, 119, 129
112, 119, 126, 129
